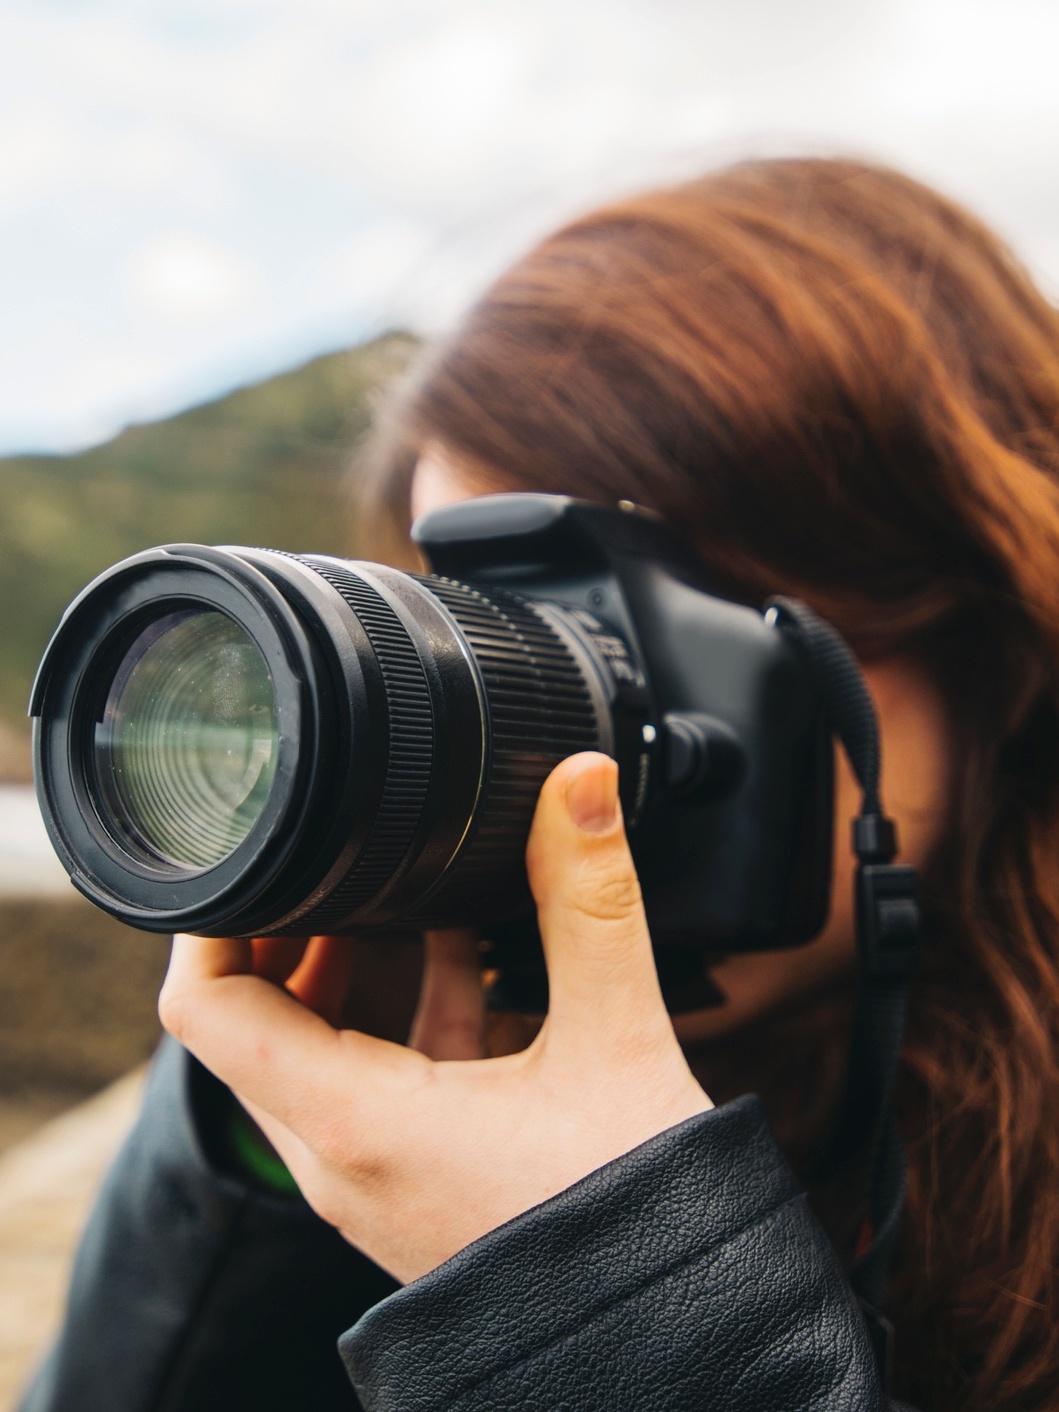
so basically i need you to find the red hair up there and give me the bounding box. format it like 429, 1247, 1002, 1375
366, 158, 1059, 1410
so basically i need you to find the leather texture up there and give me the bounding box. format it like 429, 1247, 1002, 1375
341, 1098, 888, 1411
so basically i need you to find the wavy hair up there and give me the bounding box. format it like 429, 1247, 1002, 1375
363, 158, 1059, 1411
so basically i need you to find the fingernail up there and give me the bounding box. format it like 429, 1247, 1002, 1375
565, 757, 620, 834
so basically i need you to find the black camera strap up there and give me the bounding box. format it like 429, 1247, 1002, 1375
765, 598, 921, 1388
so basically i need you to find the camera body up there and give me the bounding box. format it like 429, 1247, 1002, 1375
31, 495, 833, 997
414, 494, 832, 946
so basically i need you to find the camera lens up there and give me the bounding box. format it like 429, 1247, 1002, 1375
31, 545, 610, 938
93, 610, 278, 870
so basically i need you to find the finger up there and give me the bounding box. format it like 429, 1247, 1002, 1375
526, 754, 668, 1050
253, 936, 311, 983
484, 1010, 543, 1057
408, 929, 486, 1059
159, 934, 400, 1136
287, 936, 358, 1026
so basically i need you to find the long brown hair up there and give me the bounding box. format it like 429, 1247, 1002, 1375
364, 158, 1059, 1411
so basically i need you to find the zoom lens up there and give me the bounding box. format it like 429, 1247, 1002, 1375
94, 610, 278, 869
30, 544, 612, 938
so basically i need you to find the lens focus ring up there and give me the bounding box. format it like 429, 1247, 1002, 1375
407, 576, 601, 921
292, 558, 435, 927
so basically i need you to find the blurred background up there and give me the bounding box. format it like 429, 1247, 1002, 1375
1, 0, 1058, 1400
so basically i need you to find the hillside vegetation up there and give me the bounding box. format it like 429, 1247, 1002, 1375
0, 333, 418, 779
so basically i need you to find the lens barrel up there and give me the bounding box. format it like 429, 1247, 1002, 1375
31, 546, 607, 937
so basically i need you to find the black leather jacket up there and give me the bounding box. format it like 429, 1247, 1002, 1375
20, 1039, 910, 1411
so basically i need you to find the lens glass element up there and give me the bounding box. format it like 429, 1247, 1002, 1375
94, 610, 278, 869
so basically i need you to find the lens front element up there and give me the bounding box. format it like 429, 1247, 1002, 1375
94, 610, 278, 869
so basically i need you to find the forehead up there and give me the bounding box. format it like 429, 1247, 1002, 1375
410, 445, 505, 522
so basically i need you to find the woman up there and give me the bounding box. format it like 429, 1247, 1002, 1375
24, 158, 1059, 1412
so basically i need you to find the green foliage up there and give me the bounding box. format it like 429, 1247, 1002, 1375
0, 333, 418, 772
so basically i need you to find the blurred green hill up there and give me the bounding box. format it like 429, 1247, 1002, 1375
0, 332, 418, 780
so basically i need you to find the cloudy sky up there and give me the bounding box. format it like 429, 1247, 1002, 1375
2, 0, 1058, 453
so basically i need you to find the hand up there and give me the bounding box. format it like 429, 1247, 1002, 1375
158, 752, 713, 1284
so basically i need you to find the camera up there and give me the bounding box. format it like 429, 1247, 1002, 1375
30, 494, 834, 1006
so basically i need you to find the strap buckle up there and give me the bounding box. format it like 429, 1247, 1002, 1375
857, 864, 921, 981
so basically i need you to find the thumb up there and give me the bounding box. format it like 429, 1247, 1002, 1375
526, 753, 668, 1049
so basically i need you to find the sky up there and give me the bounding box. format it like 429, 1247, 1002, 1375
2, 0, 1058, 453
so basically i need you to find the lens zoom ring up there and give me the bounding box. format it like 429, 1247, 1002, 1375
296, 559, 434, 925
412, 576, 600, 916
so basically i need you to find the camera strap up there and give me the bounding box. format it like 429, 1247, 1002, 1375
765, 598, 921, 1389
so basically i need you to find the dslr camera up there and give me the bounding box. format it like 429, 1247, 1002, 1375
30, 494, 835, 1008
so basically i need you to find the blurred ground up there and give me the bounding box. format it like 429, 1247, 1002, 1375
0, 894, 166, 1405
0, 897, 168, 1139
0, 731, 30, 789
0, 1070, 144, 1409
